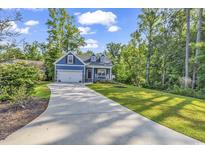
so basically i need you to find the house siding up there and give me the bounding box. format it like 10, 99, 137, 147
56, 65, 84, 70
57, 52, 84, 65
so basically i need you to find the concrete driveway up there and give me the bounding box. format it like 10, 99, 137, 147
0, 83, 202, 144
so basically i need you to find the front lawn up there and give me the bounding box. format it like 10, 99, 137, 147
87, 83, 205, 142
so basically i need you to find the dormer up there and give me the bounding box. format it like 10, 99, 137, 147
90, 54, 96, 62
100, 54, 105, 63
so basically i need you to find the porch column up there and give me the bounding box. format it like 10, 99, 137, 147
110, 67, 112, 80
83, 66, 85, 83
92, 67, 94, 82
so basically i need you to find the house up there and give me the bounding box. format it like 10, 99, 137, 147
54, 52, 113, 83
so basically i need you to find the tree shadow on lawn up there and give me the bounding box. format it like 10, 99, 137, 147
102, 90, 205, 142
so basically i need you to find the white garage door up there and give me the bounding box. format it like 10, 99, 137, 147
57, 70, 83, 83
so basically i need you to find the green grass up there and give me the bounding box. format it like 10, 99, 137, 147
31, 81, 51, 100
87, 83, 205, 142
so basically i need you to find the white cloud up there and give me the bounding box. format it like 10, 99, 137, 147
78, 26, 95, 35
108, 25, 120, 32
18, 27, 30, 34
7, 21, 30, 34
74, 12, 81, 16
24, 20, 39, 26
78, 10, 117, 27
83, 39, 98, 49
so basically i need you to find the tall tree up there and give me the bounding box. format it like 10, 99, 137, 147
138, 9, 160, 85
192, 8, 203, 89
185, 8, 191, 88
45, 8, 85, 80
23, 41, 43, 60
106, 42, 122, 60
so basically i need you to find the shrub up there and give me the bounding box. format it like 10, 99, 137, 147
167, 85, 205, 99
0, 62, 42, 103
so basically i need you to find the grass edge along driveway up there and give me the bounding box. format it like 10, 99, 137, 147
87, 83, 205, 143
32, 81, 51, 100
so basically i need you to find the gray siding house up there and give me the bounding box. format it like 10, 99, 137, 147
54, 52, 113, 83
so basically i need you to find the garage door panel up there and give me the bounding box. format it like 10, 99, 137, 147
57, 70, 83, 83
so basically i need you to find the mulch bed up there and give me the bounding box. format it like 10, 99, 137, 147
0, 98, 49, 141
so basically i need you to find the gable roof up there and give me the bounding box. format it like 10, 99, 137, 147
77, 53, 112, 67
54, 51, 86, 65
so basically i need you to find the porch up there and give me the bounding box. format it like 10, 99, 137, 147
85, 67, 112, 83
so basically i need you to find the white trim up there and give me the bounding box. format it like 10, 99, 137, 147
53, 54, 66, 64
57, 69, 83, 72
53, 51, 86, 65
55, 64, 85, 66
87, 65, 112, 69
92, 67, 94, 82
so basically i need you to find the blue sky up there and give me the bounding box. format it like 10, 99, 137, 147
3, 8, 141, 52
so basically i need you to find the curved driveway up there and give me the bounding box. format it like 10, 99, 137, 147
0, 83, 202, 144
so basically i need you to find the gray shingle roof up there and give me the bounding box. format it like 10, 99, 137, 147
77, 53, 112, 67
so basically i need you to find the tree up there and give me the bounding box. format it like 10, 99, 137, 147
45, 8, 85, 80
185, 8, 191, 88
106, 42, 122, 60
0, 47, 25, 62
192, 8, 203, 89
23, 41, 43, 60
138, 9, 161, 85
106, 8, 205, 99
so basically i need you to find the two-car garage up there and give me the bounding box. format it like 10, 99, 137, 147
56, 70, 83, 83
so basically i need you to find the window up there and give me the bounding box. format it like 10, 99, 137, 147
67, 55, 73, 64
91, 56, 96, 62
97, 69, 106, 76
100, 55, 105, 63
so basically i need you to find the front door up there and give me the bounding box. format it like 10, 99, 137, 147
87, 69, 92, 79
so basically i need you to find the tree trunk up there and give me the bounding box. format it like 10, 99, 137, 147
146, 53, 151, 84
160, 53, 166, 86
185, 8, 190, 88
146, 28, 153, 85
192, 8, 203, 89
